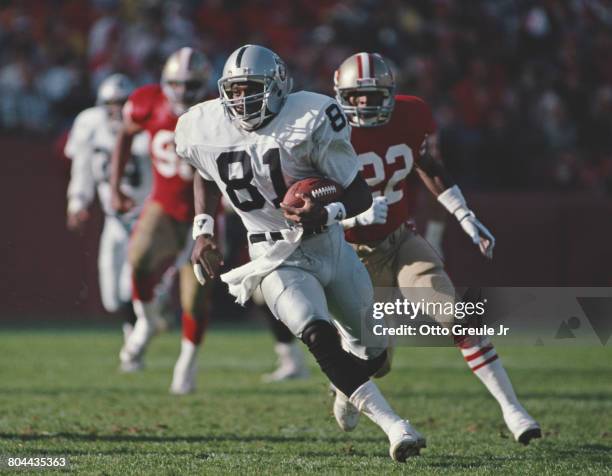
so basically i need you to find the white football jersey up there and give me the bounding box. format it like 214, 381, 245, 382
65, 106, 151, 224
175, 91, 359, 233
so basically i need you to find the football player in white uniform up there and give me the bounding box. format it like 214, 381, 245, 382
65, 74, 152, 342
176, 45, 425, 462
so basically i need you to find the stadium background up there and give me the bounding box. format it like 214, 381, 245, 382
1, 0, 612, 322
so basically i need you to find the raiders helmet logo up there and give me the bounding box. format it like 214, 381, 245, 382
275, 56, 287, 82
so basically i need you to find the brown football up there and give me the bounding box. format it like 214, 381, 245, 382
282, 177, 344, 208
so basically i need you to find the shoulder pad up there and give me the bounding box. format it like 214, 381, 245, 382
264, 91, 337, 148
175, 99, 228, 152
124, 84, 162, 125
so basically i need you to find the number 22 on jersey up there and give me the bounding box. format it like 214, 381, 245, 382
151, 130, 193, 180
358, 143, 413, 204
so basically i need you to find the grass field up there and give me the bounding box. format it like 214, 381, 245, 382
0, 326, 611, 475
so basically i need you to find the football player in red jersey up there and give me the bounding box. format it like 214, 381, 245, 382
110, 47, 213, 394
331, 52, 541, 444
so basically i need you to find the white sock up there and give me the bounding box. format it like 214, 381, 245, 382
458, 338, 522, 412
349, 380, 403, 435
176, 338, 198, 371
125, 299, 159, 355
171, 338, 199, 390
122, 322, 134, 341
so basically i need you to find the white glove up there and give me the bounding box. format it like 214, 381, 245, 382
342, 196, 388, 229
456, 209, 495, 259
437, 185, 495, 259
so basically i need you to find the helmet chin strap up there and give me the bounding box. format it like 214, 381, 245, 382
233, 94, 275, 131
239, 106, 268, 131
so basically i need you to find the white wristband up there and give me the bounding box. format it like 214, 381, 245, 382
324, 202, 347, 226
437, 185, 471, 219
192, 213, 215, 239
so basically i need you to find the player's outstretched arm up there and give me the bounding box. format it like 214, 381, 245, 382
415, 133, 495, 259
110, 117, 140, 213
191, 173, 224, 284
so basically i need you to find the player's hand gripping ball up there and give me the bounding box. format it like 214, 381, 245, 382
191, 235, 224, 284
281, 177, 344, 232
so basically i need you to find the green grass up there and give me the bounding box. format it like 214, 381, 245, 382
0, 327, 610, 475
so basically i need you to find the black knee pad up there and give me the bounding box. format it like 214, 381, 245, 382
351, 349, 388, 377
301, 320, 339, 349
301, 320, 369, 397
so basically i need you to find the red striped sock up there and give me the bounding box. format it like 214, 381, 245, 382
457, 337, 499, 373
456, 337, 520, 411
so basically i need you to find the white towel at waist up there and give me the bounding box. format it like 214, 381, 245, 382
221, 227, 304, 305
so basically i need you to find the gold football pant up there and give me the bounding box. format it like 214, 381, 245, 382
128, 201, 207, 318
353, 223, 456, 326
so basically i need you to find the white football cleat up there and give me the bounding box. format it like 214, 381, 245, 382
330, 384, 360, 432
262, 342, 309, 383
503, 406, 542, 445
169, 339, 198, 395
119, 300, 159, 372
388, 420, 426, 463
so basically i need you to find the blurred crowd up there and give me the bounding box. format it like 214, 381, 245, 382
1, 0, 611, 192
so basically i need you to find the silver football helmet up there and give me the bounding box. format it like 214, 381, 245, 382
218, 44, 292, 131
97, 73, 134, 124
162, 47, 211, 115
334, 52, 395, 127
97, 73, 134, 105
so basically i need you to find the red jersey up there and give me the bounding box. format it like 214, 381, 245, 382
345, 95, 436, 244
124, 84, 194, 222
